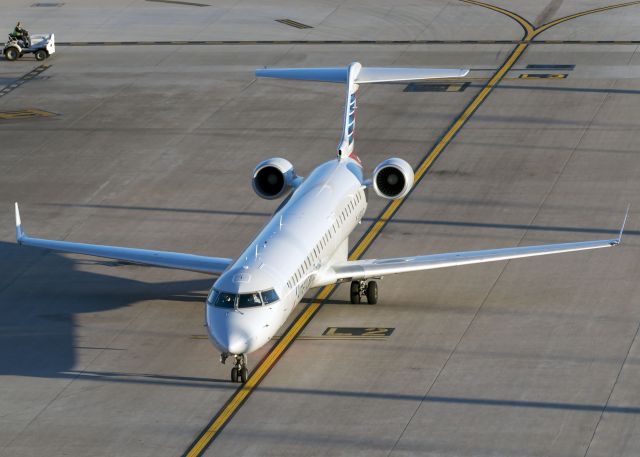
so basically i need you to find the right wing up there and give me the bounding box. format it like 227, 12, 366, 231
315, 210, 627, 286
15, 203, 232, 275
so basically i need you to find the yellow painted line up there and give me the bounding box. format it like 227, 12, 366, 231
0, 108, 57, 120
351, 41, 529, 261
533, 1, 640, 37
183, 37, 530, 457
184, 285, 333, 457
183, 7, 532, 457
461, 0, 534, 39
182, 2, 640, 455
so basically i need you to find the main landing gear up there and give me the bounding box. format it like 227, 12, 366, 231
221, 353, 249, 383
350, 280, 378, 304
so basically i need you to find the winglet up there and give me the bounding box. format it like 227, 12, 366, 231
613, 204, 630, 245
15, 202, 25, 243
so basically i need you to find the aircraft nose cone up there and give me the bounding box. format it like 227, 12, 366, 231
206, 306, 253, 354
226, 335, 251, 355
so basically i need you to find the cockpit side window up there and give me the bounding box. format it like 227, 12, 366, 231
238, 293, 262, 308
261, 289, 279, 304
215, 292, 236, 309
207, 288, 219, 304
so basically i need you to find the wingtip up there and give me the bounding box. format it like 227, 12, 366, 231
15, 202, 24, 243
616, 204, 630, 245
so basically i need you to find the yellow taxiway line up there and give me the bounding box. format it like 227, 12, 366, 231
181, 2, 640, 455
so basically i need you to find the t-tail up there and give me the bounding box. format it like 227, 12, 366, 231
256, 62, 469, 163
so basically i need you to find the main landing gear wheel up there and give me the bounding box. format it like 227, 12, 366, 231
366, 281, 378, 304
240, 367, 248, 383
350, 281, 361, 304
350, 280, 378, 304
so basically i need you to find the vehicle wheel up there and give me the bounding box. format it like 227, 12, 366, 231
240, 367, 248, 383
366, 281, 378, 304
231, 367, 239, 383
4, 47, 18, 61
34, 49, 47, 61
350, 281, 361, 304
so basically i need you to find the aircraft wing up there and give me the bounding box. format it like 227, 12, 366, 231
320, 212, 627, 285
14, 203, 232, 275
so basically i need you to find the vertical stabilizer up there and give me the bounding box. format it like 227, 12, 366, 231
337, 62, 361, 162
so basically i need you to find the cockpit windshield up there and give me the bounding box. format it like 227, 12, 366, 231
238, 293, 262, 308
207, 288, 280, 308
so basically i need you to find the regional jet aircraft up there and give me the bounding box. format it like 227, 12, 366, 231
14, 62, 625, 383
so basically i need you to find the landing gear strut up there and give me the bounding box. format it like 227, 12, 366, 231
350, 280, 378, 304
229, 354, 248, 383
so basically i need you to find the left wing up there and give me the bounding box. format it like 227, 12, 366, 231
316, 212, 627, 286
14, 203, 232, 275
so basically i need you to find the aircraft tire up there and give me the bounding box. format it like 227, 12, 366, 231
350, 281, 361, 304
231, 367, 239, 383
366, 281, 378, 304
240, 367, 248, 383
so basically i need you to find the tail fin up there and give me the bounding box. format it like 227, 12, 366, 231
256, 62, 469, 162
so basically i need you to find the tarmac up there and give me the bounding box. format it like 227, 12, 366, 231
2, 1, 640, 456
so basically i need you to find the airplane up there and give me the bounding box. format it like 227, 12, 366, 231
14, 62, 626, 383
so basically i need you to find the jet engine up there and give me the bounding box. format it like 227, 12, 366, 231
252, 157, 299, 200
372, 158, 414, 200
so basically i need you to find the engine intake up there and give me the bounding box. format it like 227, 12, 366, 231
252, 157, 298, 199
372, 158, 414, 200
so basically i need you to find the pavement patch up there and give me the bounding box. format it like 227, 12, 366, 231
146, 0, 209, 6
404, 82, 471, 92
526, 64, 575, 70
275, 19, 313, 29
0, 65, 51, 99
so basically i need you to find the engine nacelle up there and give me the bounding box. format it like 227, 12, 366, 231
252, 157, 298, 200
372, 158, 414, 200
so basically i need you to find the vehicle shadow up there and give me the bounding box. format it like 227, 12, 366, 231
0, 240, 213, 378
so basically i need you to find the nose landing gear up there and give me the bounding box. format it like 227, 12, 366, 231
228, 354, 248, 383
350, 280, 378, 304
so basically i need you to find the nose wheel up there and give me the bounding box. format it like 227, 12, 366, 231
229, 354, 248, 383
350, 280, 378, 304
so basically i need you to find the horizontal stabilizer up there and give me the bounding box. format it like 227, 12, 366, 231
356, 67, 469, 83
255, 61, 469, 160
256, 65, 469, 84
256, 67, 347, 83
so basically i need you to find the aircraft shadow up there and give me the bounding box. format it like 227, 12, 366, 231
0, 241, 213, 378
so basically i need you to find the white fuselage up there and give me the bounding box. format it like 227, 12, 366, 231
205, 157, 367, 355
